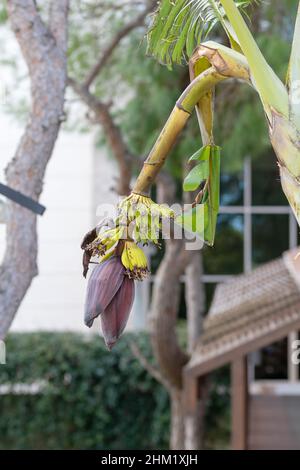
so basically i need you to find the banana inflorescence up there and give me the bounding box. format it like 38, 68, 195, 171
82, 193, 174, 280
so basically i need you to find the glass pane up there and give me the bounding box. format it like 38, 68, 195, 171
255, 339, 288, 380
203, 214, 244, 275
252, 158, 287, 206
252, 214, 289, 266
220, 172, 243, 206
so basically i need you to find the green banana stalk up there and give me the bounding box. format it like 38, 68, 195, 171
82, 1, 300, 283
144, 0, 300, 236
217, 0, 300, 226
81, 1, 300, 352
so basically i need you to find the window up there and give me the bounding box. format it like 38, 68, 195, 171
203, 158, 299, 382
203, 158, 298, 283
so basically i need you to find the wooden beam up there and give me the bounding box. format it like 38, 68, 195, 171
231, 357, 248, 450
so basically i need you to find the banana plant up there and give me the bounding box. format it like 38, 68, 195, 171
82, 0, 300, 348
142, 0, 300, 245
83, 0, 300, 286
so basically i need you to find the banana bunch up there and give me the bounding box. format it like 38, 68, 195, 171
121, 241, 149, 280
118, 193, 174, 244
82, 193, 174, 278
86, 226, 124, 258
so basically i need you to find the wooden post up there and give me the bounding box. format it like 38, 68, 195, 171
231, 356, 248, 450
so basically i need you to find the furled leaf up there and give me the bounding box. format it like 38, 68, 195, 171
203, 145, 221, 245
147, 0, 260, 66
209, 145, 221, 211
203, 203, 218, 246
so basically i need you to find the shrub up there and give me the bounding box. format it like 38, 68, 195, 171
0, 332, 170, 450
0, 332, 230, 449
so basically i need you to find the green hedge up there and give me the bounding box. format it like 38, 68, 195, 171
0, 332, 170, 450
0, 332, 230, 450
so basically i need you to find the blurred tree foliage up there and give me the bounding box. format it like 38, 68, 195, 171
0, 333, 170, 450
67, 0, 299, 310
0, 0, 298, 449
0, 0, 298, 183
0, 332, 230, 450
85, 0, 298, 173
0, 0, 298, 175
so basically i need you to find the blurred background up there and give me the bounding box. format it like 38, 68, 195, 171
0, 0, 300, 450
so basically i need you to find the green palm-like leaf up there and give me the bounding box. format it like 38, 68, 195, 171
147, 0, 259, 66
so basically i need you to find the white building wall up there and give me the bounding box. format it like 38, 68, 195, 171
0, 115, 95, 331
0, 113, 148, 334
0, 23, 148, 336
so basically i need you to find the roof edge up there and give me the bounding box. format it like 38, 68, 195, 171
283, 247, 300, 291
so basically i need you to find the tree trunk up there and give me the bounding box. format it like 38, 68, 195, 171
149, 238, 190, 388
148, 175, 194, 448
186, 251, 205, 353
0, 0, 69, 339
170, 388, 185, 450
184, 380, 208, 450
184, 251, 207, 449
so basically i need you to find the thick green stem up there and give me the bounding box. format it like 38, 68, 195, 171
133, 68, 226, 195
219, 0, 289, 117
189, 42, 252, 145
179, 68, 226, 113
288, 1, 300, 127
189, 58, 215, 146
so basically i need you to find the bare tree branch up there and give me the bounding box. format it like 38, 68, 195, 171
130, 342, 170, 390
68, 2, 157, 194
83, 1, 156, 89
0, 0, 69, 339
68, 77, 133, 195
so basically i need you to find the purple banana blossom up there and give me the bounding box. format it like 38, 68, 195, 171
84, 256, 135, 349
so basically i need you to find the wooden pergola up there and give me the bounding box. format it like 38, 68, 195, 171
184, 248, 300, 449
